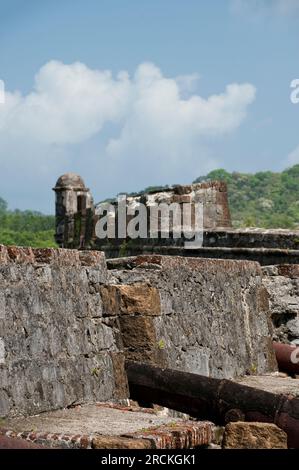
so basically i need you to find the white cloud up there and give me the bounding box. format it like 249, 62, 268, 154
231, 0, 299, 16
0, 60, 256, 210
0, 61, 130, 144
0, 60, 255, 148
107, 63, 255, 164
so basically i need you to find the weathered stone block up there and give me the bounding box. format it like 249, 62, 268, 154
170, 194, 191, 204
7, 246, 34, 264
110, 352, 129, 399
119, 316, 165, 365
223, 422, 288, 449
100, 283, 161, 316
92, 436, 152, 449
79, 250, 106, 268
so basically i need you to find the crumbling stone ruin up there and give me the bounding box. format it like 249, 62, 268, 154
53, 173, 299, 266
53, 173, 299, 345
53, 173, 232, 250
0, 173, 299, 449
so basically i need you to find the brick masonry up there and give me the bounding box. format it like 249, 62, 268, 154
0, 419, 214, 449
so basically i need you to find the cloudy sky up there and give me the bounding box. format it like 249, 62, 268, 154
0, 0, 298, 212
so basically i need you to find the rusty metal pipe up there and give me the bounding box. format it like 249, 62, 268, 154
126, 360, 299, 448
273, 341, 299, 375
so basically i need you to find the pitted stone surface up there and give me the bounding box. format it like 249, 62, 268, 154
0, 246, 127, 418
100, 283, 161, 316
1, 403, 214, 449
263, 265, 299, 342
0, 247, 279, 419
3, 404, 186, 436
107, 255, 277, 379
236, 374, 299, 397
223, 422, 288, 449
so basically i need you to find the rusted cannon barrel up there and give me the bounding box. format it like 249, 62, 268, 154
126, 361, 299, 448
273, 341, 299, 375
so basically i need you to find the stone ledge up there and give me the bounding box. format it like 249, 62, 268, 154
0, 245, 106, 268
0, 421, 213, 449
263, 264, 299, 278
0, 402, 214, 449
107, 254, 262, 275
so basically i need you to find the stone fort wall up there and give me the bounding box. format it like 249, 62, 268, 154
53, 174, 299, 266
0, 245, 277, 418
0, 245, 128, 418
53, 174, 232, 250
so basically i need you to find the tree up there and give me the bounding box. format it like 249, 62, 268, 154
0, 197, 7, 213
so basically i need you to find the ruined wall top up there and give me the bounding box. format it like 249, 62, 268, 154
53, 175, 232, 250
53, 173, 88, 191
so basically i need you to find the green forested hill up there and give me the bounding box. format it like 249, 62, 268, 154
0, 197, 56, 247
194, 164, 299, 229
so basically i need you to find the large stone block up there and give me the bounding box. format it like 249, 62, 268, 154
100, 283, 163, 364
92, 436, 152, 449
100, 283, 161, 316
223, 422, 288, 449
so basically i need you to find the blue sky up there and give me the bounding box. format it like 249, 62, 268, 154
0, 0, 298, 212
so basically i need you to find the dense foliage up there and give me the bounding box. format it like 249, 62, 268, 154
0, 198, 57, 247
194, 164, 299, 229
